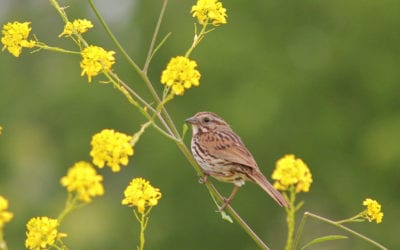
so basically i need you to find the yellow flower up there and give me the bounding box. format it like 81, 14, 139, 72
0, 196, 13, 229
363, 198, 383, 224
0, 126, 2, 135
160, 56, 201, 95
25, 217, 65, 250
191, 0, 227, 26
271, 154, 312, 193
59, 19, 94, 37
90, 129, 133, 172
122, 178, 162, 214
1, 21, 36, 57
60, 161, 105, 203
80, 45, 115, 82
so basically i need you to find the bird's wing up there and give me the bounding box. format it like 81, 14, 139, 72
197, 130, 258, 169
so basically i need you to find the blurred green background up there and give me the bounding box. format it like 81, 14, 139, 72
1, 0, 399, 249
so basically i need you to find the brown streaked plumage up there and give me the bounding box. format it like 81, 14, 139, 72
186, 111, 288, 210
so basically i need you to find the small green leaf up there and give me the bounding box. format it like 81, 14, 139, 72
150, 32, 171, 61
220, 210, 233, 223
295, 200, 305, 211
301, 235, 348, 250
182, 123, 189, 139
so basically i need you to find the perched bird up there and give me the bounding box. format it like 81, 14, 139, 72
186, 111, 288, 210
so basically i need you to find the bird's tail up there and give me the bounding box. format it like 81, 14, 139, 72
251, 171, 288, 207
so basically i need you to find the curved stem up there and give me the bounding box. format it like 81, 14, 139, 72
302, 212, 387, 250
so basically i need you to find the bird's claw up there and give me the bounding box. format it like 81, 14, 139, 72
216, 197, 230, 212
198, 173, 209, 184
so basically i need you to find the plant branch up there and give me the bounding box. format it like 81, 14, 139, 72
87, 0, 177, 138
104, 71, 177, 142
48, 0, 69, 23
143, 0, 168, 73
302, 212, 387, 250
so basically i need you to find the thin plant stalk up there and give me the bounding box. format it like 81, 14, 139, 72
143, 0, 168, 73
87, 0, 178, 139
294, 212, 387, 250
284, 186, 296, 250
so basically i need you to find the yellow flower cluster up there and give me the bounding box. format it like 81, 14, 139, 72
272, 154, 312, 193
191, 0, 227, 26
59, 19, 94, 37
60, 161, 105, 203
90, 129, 134, 172
161, 56, 201, 95
25, 217, 66, 250
1, 21, 36, 57
80, 45, 115, 82
363, 198, 383, 224
122, 178, 162, 214
0, 196, 13, 229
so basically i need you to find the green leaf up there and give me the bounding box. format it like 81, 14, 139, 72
295, 200, 305, 211
150, 32, 171, 61
301, 235, 348, 250
182, 123, 189, 139
220, 210, 233, 223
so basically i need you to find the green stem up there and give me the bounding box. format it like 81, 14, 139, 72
143, 0, 168, 73
57, 193, 85, 223
104, 70, 176, 142
185, 23, 207, 57
185, 21, 215, 58
293, 210, 307, 250
284, 186, 296, 250
133, 209, 150, 250
34, 43, 79, 54
139, 212, 146, 250
335, 212, 364, 224
48, 0, 69, 23
87, 0, 140, 73
88, 0, 176, 138
213, 186, 270, 250
302, 212, 387, 250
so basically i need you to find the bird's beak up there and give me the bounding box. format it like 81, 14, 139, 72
185, 116, 198, 124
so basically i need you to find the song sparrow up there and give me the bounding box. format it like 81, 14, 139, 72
186, 111, 288, 210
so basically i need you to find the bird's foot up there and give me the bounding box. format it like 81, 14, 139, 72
198, 173, 209, 184
217, 197, 231, 212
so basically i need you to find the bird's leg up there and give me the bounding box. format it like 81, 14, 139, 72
218, 185, 240, 211
198, 171, 210, 184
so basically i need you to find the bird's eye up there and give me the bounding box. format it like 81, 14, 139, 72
203, 117, 210, 123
